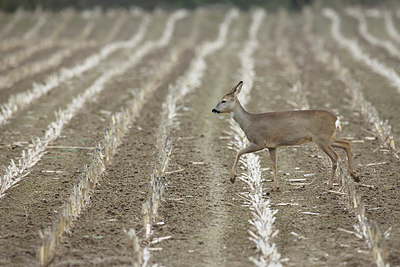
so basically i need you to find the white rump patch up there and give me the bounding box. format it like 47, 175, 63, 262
336, 117, 342, 131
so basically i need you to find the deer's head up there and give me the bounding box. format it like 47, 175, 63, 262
212, 81, 243, 114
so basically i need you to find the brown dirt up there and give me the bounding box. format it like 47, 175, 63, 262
311, 10, 400, 264
0, 6, 400, 267
243, 13, 371, 266
149, 12, 255, 267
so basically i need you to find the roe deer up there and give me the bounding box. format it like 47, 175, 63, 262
212, 81, 359, 191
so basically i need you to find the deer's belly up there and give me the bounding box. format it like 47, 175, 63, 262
264, 136, 312, 148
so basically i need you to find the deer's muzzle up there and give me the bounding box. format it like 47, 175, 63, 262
212, 108, 220, 114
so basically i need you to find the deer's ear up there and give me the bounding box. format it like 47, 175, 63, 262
234, 81, 243, 96
228, 81, 243, 96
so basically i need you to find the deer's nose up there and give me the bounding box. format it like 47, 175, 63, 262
212, 108, 219, 114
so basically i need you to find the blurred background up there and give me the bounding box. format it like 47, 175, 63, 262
0, 0, 393, 12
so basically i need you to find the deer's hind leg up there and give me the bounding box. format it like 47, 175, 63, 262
331, 138, 359, 181
314, 138, 339, 189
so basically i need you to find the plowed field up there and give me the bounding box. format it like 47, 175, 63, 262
0, 5, 399, 267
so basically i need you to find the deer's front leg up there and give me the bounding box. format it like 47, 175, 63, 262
268, 148, 279, 192
231, 143, 264, 183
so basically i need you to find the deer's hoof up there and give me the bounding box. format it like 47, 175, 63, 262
230, 173, 236, 184
351, 172, 360, 182
327, 183, 334, 190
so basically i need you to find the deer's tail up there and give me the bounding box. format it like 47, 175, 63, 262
335, 117, 342, 131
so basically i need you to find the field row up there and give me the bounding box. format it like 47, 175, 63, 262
0, 6, 399, 266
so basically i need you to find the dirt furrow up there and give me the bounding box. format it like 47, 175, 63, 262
0, 9, 128, 74
0, 11, 24, 39
1, 41, 182, 240
225, 9, 282, 266
309, 10, 400, 265
0, 11, 55, 53
352, 9, 400, 58
48, 9, 216, 266
108, 10, 144, 42
361, 11, 390, 41
294, 11, 394, 266
0, 10, 137, 98
0, 43, 100, 91
0, 43, 102, 103
0, 14, 152, 171
242, 12, 372, 266
318, 9, 400, 145
0, 19, 159, 198
0, 11, 185, 265
0, 10, 84, 67
343, 9, 400, 73
301, 47, 400, 266
37, 13, 195, 266
0, 6, 398, 267
149, 10, 259, 267
0, 13, 145, 133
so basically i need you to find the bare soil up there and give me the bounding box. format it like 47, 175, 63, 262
0, 6, 399, 267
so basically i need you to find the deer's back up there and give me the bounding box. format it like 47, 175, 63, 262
247, 110, 337, 148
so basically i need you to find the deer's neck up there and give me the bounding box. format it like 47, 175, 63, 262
231, 100, 252, 131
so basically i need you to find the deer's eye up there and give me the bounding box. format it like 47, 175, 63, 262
221, 100, 227, 103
